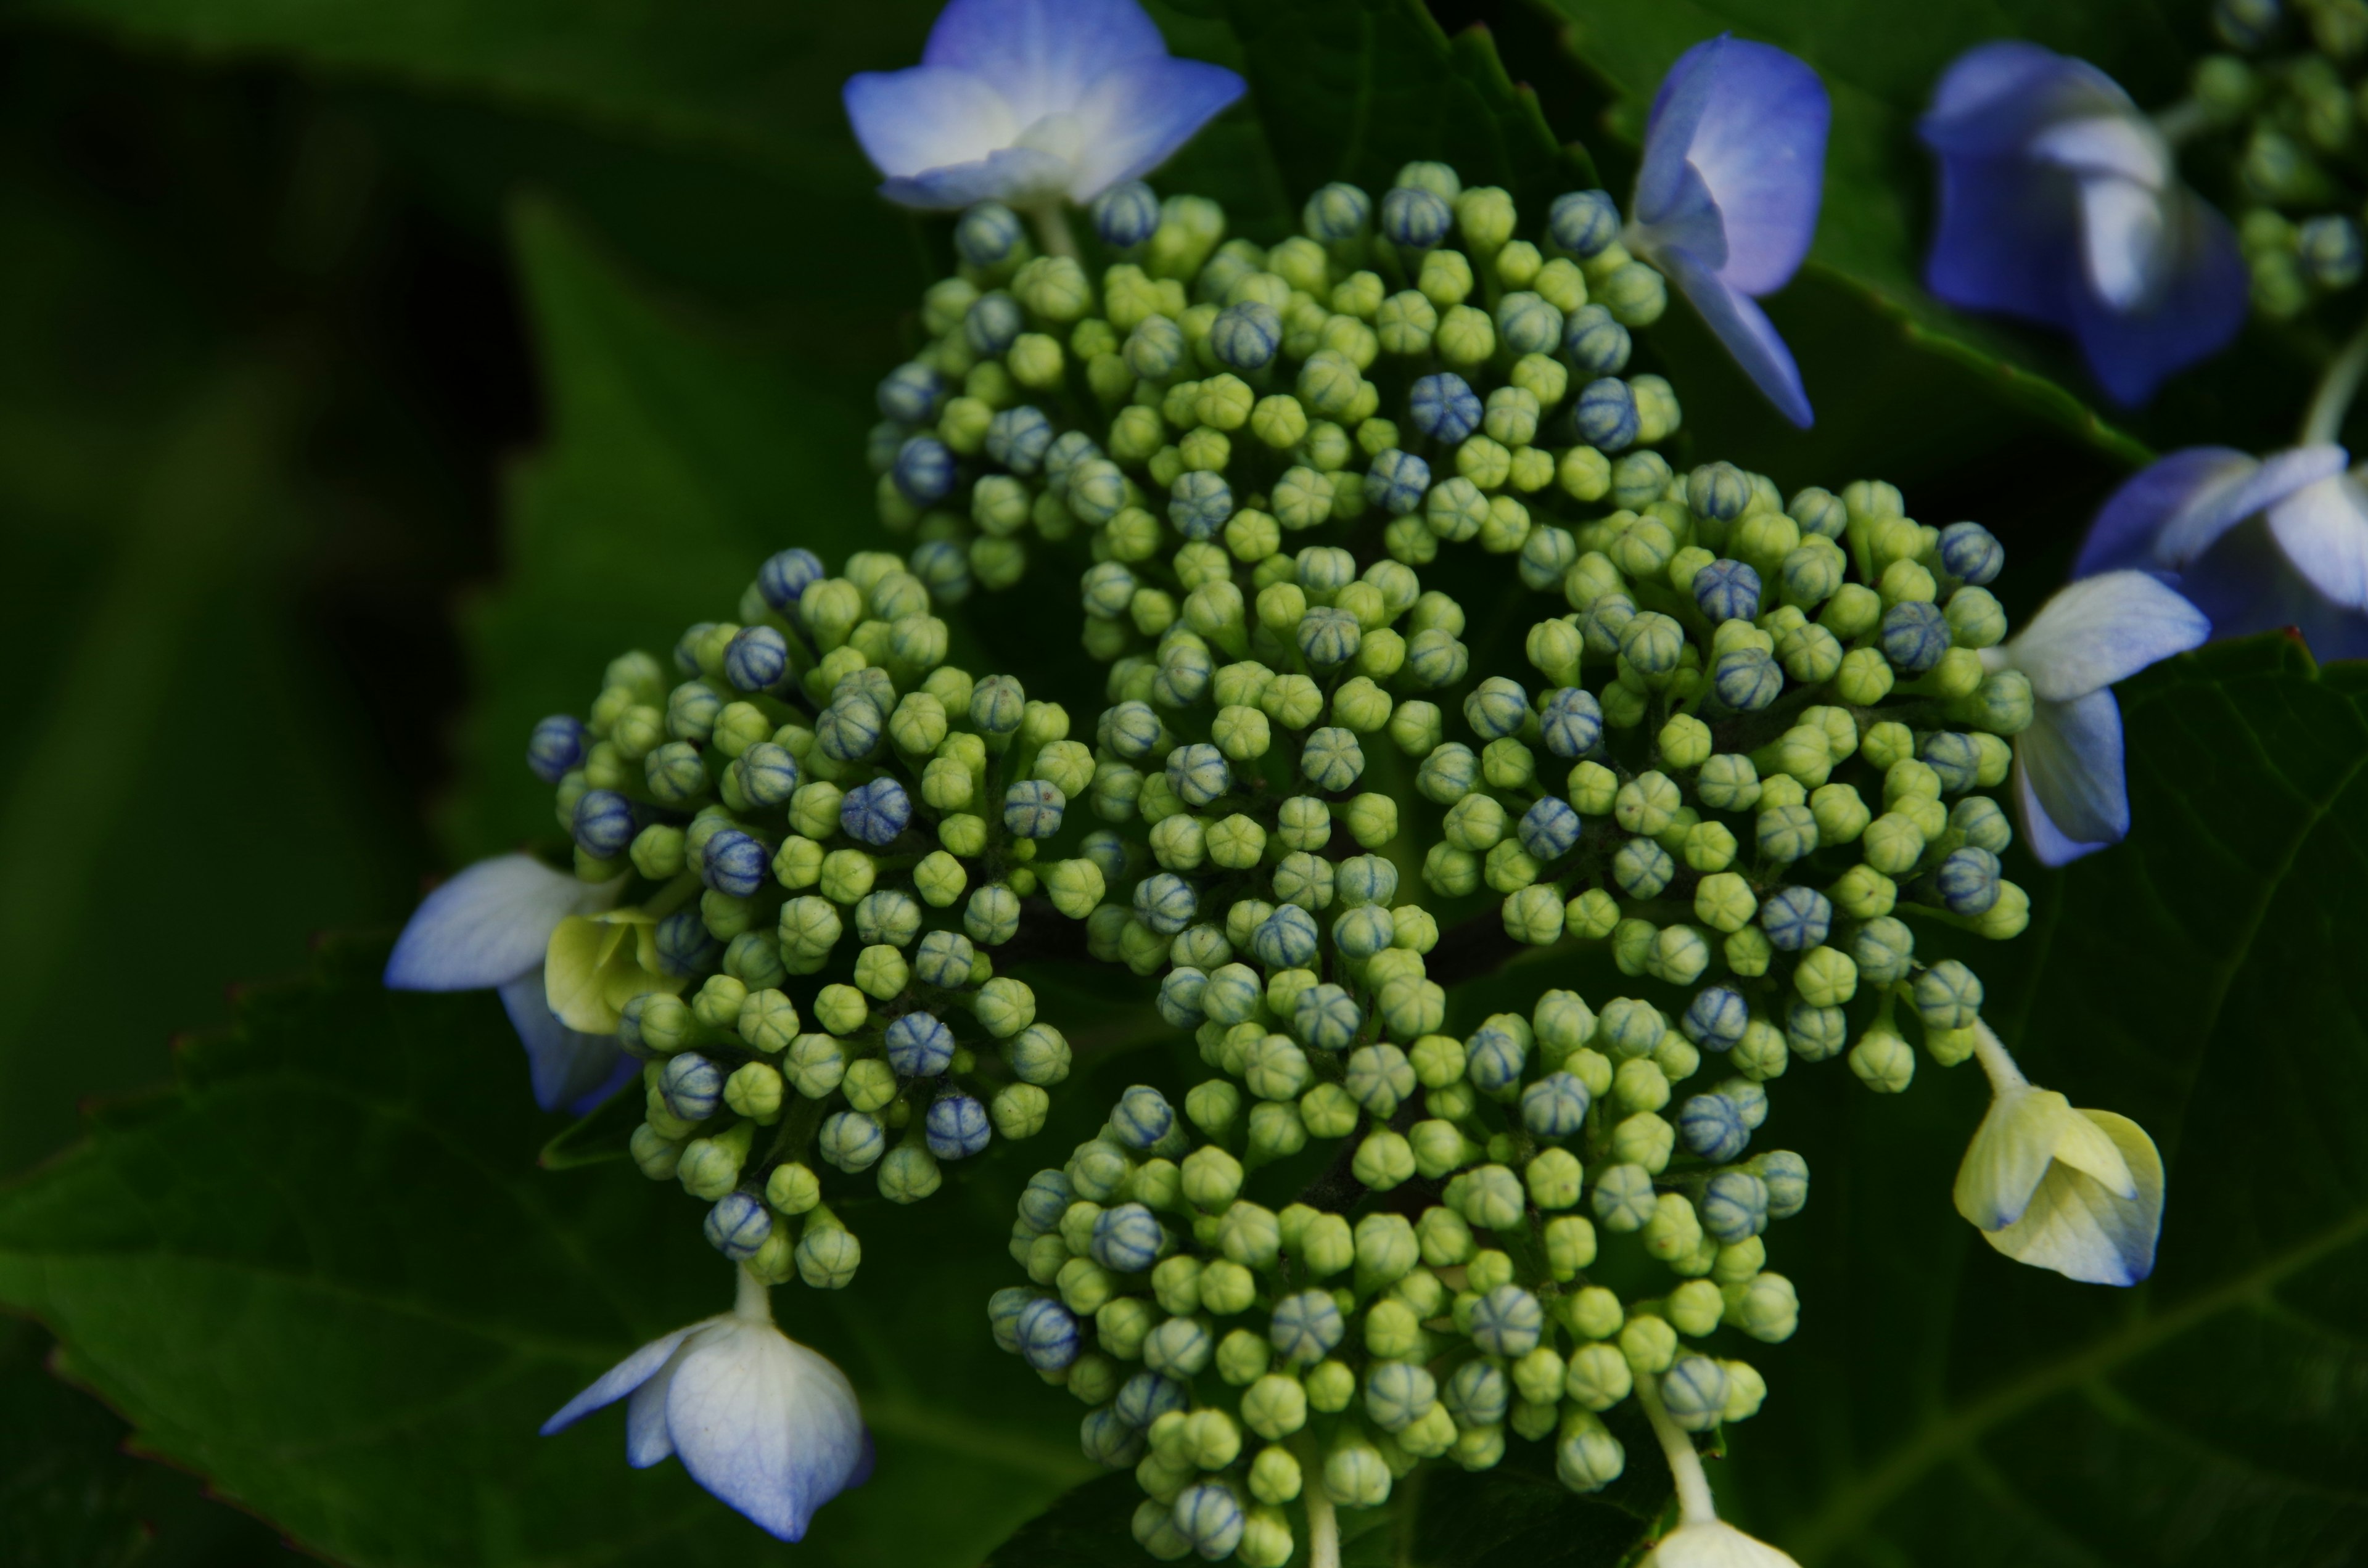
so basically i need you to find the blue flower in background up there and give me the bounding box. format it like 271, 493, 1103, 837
2074, 443, 2368, 659
1626, 35, 1830, 429
543, 1270, 873, 1541
1920, 41, 2247, 407
842, 0, 1245, 211
382, 853, 633, 1114
1983, 572, 2210, 865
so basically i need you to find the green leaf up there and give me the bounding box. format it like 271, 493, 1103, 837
1713, 634, 2368, 1565
1536, 0, 2163, 467
442, 199, 897, 859
0, 935, 1094, 1567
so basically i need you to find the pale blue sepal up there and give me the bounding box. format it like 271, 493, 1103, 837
1639, 36, 1828, 295
1661, 248, 1814, 429
2266, 472, 2368, 612
384, 854, 613, 992
541, 1323, 702, 1437
498, 973, 633, 1115
2005, 570, 2210, 703
1983, 1106, 2163, 1286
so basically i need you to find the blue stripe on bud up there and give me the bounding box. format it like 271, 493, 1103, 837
570, 789, 637, 857
528, 715, 586, 784
819, 1110, 886, 1172
1296, 605, 1362, 669
1620, 610, 1685, 675
1937, 520, 2004, 585
702, 1192, 771, 1260
1678, 1093, 1750, 1162
817, 693, 884, 762
841, 779, 912, 846
1682, 986, 1750, 1051
1880, 599, 1951, 674
1920, 730, 1983, 793
1211, 302, 1281, 371
1549, 189, 1622, 257
1133, 872, 1198, 935
969, 674, 1026, 735
1016, 1295, 1082, 1371
1169, 469, 1235, 541
1302, 181, 1371, 241
1688, 462, 1753, 523
955, 202, 1024, 268
1157, 967, 1207, 1028
1714, 647, 1783, 710
915, 929, 975, 990
884, 1011, 955, 1078
1912, 959, 1983, 1030
1466, 1019, 1528, 1091
926, 1092, 993, 1159
1700, 1170, 1770, 1243
723, 625, 789, 692
1003, 778, 1067, 839
1300, 726, 1365, 792
757, 548, 824, 612
1113, 1370, 1189, 1429
1173, 1485, 1244, 1561
1562, 303, 1632, 376
1660, 1355, 1729, 1433
1719, 1078, 1769, 1128
1380, 184, 1453, 247
854, 889, 923, 948
1016, 1168, 1072, 1233
735, 742, 799, 807
1757, 1150, 1810, 1218
965, 290, 1026, 355
1080, 1406, 1145, 1469
1521, 1071, 1591, 1137
653, 911, 720, 978
1367, 448, 1431, 515
1337, 854, 1399, 908
1112, 1085, 1176, 1151
1852, 916, 1915, 985
1613, 836, 1674, 898
1519, 796, 1583, 861
1251, 905, 1320, 969
1444, 1359, 1510, 1427
1934, 845, 2003, 914
1333, 905, 1394, 959
1540, 688, 1604, 758
1463, 675, 1529, 739
703, 828, 769, 898
876, 361, 944, 424
984, 404, 1054, 474
1466, 1284, 1544, 1357
1164, 743, 1232, 808
1090, 1201, 1165, 1271
1090, 180, 1162, 247
987, 1286, 1034, 1352
1408, 372, 1483, 443
892, 435, 958, 504
1294, 984, 1363, 1053
1693, 557, 1763, 622
659, 1053, 724, 1121
1758, 885, 1832, 951
1267, 1290, 1344, 1365
1576, 377, 1640, 451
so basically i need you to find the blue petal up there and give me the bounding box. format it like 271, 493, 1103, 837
1065, 55, 1246, 200
922, 0, 1168, 125
2068, 187, 2248, 406
2178, 514, 2368, 657
499, 974, 633, 1115
1922, 42, 2134, 159
540, 1323, 703, 1436
2017, 689, 2128, 857
1640, 36, 1828, 296
667, 1323, 871, 1541
844, 65, 1018, 183
2266, 472, 2368, 611
1661, 247, 1813, 428
2073, 447, 2262, 577
2010, 572, 2209, 702
384, 855, 596, 993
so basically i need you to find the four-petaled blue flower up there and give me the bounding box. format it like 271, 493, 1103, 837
2073, 443, 2368, 659
1919, 42, 2247, 407
842, 0, 1245, 212
1626, 35, 1830, 429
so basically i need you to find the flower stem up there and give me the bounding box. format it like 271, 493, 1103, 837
2151, 98, 2211, 147
1635, 1378, 1720, 1528
1304, 1487, 1340, 1568
1969, 1019, 2029, 1096
734, 1262, 774, 1324
2302, 317, 2368, 446
1027, 202, 1079, 260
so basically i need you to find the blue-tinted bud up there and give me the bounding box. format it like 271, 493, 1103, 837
1381, 185, 1454, 247
1125, 315, 1186, 380
1368, 449, 1431, 515
1852, 916, 1914, 985
893, 435, 958, 504
1576, 378, 1639, 449
1521, 1071, 1591, 1137
1092, 1202, 1166, 1272
1549, 189, 1621, 257
1758, 885, 1832, 952
955, 202, 1025, 267
1785, 999, 1848, 1061
1337, 855, 1399, 908
1660, 1355, 1729, 1433
927, 1092, 993, 1159
1298, 606, 1363, 669
1157, 967, 1208, 1028
1719, 1078, 1769, 1130
1540, 688, 1604, 758
1466, 1019, 1528, 1091
1104, 700, 1166, 761
1019, 1169, 1074, 1234
666, 681, 722, 741
1463, 676, 1529, 740
1004, 779, 1067, 839
1880, 600, 1951, 675
1212, 302, 1282, 371
1519, 796, 1583, 861
1613, 837, 1674, 898
855, 889, 923, 948
1135, 872, 1199, 935
841, 778, 913, 846
659, 1053, 724, 1121
1683, 987, 1749, 1052
1115, 1369, 1190, 1429
1936, 521, 2004, 585
1933, 845, 2002, 914
915, 929, 976, 991
654, 911, 719, 977
1621, 612, 1685, 676
1269, 1289, 1345, 1365
572, 789, 637, 858
1112, 1085, 1177, 1151
1333, 905, 1394, 959
1444, 1359, 1510, 1428
1081, 1405, 1143, 1468
1920, 731, 1983, 794
1157, 747, 1230, 815
1301, 726, 1365, 791
724, 625, 788, 693
1364, 1360, 1437, 1430
1091, 180, 1161, 247
970, 674, 1026, 736
1303, 181, 1372, 240
703, 1192, 770, 1260
2301, 213, 2364, 287
1497, 291, 1564, 356
1700, 1171, 1769, 1244
1713, 647, 1783, 711
1688, 462, 1752, 522
1562, 303, 1631, 376
885, 1011, 956, 1078
1252, 905, 1320, 969
1408, 372, 1483, 442
1174, 1484, 1245, 1560
1042, 430, 1101, 491
1294, 985, 1363, 1053
1757, 1150, 1810, 1218
1678, 1093, 1749, 1163
877, 361, 944, 424
1468, 1284, 1544, 1357
528, 715, 587, 783
1017, 1296, 1081, 1371
1912, 959, 1983, 1030
817, 694, 884, 762
1693, 558, 1762, 623
966, 290, 1026, 355
702, 828, 768, 898
1170, 470, 1234, 541
984, 403, 1054, 475
736, 742, 800, 808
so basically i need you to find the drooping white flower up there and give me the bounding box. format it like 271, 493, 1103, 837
541, 1268, 871, 1541
842, 0, 1244, 211
1645, 1519, 1804, 1568
382, 853, 629, 1112
1982, 570, 2208, 864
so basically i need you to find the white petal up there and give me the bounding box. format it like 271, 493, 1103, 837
2027, 112, 2170, 188
2013, 753, 2113, 866
666, 1321, 870, 1542
384, 855, 615, 992
1953, 1086, 2077, 1231
2266, 472, 2368, 610
625, 1340, 694, 1467
539, 1320, 709, 1436
2019, 689, 2132, 848
1981, 1110, 2164, 1286
2151, 445, 2348, 568
1650, 1519, 1804, 1568
2074, 173, 2167, 312
842, 66, 1020, 181
2008, 570, 2210, 701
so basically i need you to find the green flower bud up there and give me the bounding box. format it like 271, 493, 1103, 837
1725, 1271, 1799, 1342
1181, 1144, 1244, 1210
1526, 1147, 1584, 1210
1561, 1341, 1632, 1411
630, 1123, 684, 1180
1849, 1028, 1916, 1093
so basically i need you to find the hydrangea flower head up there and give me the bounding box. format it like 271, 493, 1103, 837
843, 0, 1245, 210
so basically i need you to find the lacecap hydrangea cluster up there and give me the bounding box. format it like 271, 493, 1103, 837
528, 551, 1111, 1291
2197, 0, 2368, 314
836, 163, 2043, 1563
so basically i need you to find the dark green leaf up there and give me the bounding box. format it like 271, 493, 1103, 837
0, 935, 1094, 1567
